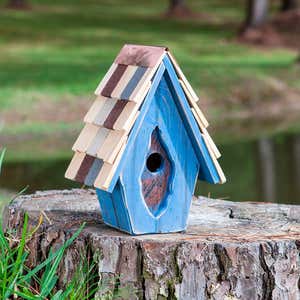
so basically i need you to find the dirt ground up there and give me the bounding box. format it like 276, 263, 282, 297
239, 10, 300, 50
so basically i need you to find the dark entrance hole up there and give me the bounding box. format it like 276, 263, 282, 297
146, 152, 163, 173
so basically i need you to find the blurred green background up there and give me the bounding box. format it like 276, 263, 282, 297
1, 0, 300, 211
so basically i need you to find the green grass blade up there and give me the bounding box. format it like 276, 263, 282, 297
51, 290, 64, 300
10, 185, 29, 204
39, 224, 85, 297
4, 214, 29, 299
0, 225, 10, 251
0, 148, 6, 174
21, 223, 85, 284
12, 288, 37, 300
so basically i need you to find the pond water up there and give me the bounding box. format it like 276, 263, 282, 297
1, 131, 300, 205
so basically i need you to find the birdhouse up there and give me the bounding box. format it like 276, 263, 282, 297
65, 44, 226, 235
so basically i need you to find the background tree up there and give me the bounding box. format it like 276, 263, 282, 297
166, 0, 190, 17
281, 0, 299, 11
244, 0, 269, 29
7, 0, 28, 9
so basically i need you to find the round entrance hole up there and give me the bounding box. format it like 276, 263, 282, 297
146, 152, 163, 173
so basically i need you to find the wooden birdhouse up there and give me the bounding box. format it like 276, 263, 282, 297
65, 44, 226, 235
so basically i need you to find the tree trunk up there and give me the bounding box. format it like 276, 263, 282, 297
245, 0, 269, 28
281, 0, 299, 11
256, 138, 277, 202
7, 0, 28, 9
3, 189, 300, 299
169, 0, 186, 10
166, 0, 191, 17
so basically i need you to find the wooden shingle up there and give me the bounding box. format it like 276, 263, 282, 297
66, 44, 225, 191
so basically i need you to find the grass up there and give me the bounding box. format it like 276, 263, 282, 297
0, 149, 98, 298
1, 150, 100, 299
0, 0, 298, 114
0, 215, 101, 299
0, 0, 299, 162
0, 149, 134, 299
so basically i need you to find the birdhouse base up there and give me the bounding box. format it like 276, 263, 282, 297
3, 189, 300, 299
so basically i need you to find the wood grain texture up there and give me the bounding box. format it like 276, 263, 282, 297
191, 108, 204, 133
120, 66, 148, 100
97, 183, 132, 232
114, 44, 166, 67
106, 63, 166, 192
163, 56, 221, 184
68, 46, 224, 192
110, 65, 138, 99
141, 129, 171, 216
65, 152, 86, 180
6, 190, 300, 299
72, 123, 99, 153
84, 158, 104, 186
103, 100, 129, 129
167, 51, 199, 101
84, 96, 107, 124
122, 110, 140, 134
130, 65, 159, 103
93, 98, 117, 126
94, 63, 118, 95
113, 101, 138, 131
117, 73, 199, 234
75, 154, 95, 183
86, 127, 110, 156
94, 143, 127, 190
202, 127, 221, 159
202, 133, 226, 183
180, 80, 208, 129
97, 130, 127, 164
101, 64, 127, 97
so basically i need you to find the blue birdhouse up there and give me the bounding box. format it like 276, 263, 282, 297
65, 44, 226, 235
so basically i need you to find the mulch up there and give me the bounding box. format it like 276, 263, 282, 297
238, 9, 300, 50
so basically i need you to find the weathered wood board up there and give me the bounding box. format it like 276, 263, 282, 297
3, 189, 300, 300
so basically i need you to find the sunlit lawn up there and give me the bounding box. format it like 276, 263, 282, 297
0, 0, 298, 108
0, 0, 299, 162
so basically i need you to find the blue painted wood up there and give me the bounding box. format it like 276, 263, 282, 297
96, 188, 118, 228
110, 181, 132, 233
121, 66, 148, 99
141, 127, 172, 217
162, 56, 221, 184
97, 74, 199, 234
84, 158, 103, 186
97, 181, 132, 233
107, 62, 166, 193
97, 55, 222, 235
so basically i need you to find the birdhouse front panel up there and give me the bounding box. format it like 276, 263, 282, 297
107, 73, 200, 234
65, 44, 226, 235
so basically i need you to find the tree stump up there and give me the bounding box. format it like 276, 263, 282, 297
3, 189, 300, 299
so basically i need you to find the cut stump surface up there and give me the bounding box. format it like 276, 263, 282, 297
3, 189, 300, 299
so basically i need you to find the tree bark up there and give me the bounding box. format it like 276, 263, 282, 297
281, 0, 299, 11
245, 0, 269, 28
3, 189, 300, 299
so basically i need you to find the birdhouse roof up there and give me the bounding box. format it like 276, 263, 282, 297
65, 44, 225, 191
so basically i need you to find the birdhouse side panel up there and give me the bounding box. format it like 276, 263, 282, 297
163, 56, 220, 184
96, 181, 132, 233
